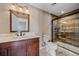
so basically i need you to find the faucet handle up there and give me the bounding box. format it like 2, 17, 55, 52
23, 33, 25, 36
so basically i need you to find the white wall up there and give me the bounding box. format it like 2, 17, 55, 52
27, 4, 52, 47
42, 12, 52, 40
0, 4, 10, 33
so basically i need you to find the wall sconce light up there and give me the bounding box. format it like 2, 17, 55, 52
9, 3, 30, 15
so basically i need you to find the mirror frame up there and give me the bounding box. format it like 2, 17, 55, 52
10, 10, 30, 32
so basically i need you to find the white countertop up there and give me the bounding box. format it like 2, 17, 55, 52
0, 35, 40, 43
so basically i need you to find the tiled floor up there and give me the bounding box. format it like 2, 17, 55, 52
39, 47, 65, 56
39, 47, 50, 56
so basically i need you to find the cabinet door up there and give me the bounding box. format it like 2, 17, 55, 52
0, 41, 27, 56
0, 38, 39, 56
10, 41, 27, 56
26, 38, 39, 56
0, 43, 12, 56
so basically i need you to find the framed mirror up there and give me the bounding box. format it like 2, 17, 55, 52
10, 10, 30, 32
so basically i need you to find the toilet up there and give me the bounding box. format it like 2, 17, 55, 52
43, 35, 58, 56
46, 42, 58, 56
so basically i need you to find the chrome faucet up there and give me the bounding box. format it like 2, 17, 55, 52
17, 31, 25, 36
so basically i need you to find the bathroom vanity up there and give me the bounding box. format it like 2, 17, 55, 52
0, 5, 40, 56
0, 36, 39, 56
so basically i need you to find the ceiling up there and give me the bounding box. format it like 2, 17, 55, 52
0, 3, 79, 16
29, 3, 79, 16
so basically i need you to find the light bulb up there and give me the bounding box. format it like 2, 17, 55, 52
62, 22, 67, 24
19, 8, 23, 12
10, 5, 16, 11
25, 10, 30, 14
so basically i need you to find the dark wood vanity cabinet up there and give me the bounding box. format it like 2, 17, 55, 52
0, 37, 39, 56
